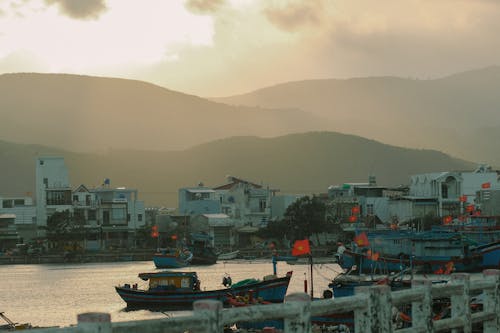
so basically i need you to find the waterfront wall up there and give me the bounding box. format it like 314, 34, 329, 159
28, 270, 500, 333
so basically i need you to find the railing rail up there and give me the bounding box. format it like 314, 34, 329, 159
29, 269, 500, 333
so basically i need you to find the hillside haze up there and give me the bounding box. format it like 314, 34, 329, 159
213, 67, 500, 166
0, 132, 474, 206
0, 73, 327, 152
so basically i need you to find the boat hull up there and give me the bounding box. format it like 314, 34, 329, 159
152, 254, 188, 269
116, 274, 292, 310
340, 249, 482, 273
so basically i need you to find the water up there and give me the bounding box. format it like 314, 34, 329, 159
0, 259, 341, 328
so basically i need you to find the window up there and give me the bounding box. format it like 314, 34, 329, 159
2, 200, 12, 208
112, 208, 126, 220
73, 195, 79, 203
14, 199, 24, 206
86, 195, 91, 206
138, 214, 143, 222
367, 204, 374, 215
259, 199, 267, 212
441, 184, 448, 199
43, 178, 48, 187
39, 160, 44, 165
88, 210, 96, 220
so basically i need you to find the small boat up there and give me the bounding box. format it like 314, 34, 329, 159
115, 270, 293, 310
153, 248, 192, 269
217, 250, 240, 260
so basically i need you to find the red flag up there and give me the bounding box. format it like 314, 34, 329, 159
348, 215, 357, 223
354, 232, 369, 247
351, 206, 360, 214
151, 225, 159, 238
466, 205, 475, 213
371, 252, 380, 261
459, 195, 467, 202
442, 216, 452, 225
482, 182, 491, 189
291, 239, 311, 256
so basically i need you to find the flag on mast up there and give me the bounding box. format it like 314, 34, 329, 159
291, 239, 311, 256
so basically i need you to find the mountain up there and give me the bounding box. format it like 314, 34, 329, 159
0, 73, 327, 152
0, 132, 475, 206
212, 67, 500, 166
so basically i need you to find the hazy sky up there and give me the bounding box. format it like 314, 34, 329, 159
1, 0, 499, 96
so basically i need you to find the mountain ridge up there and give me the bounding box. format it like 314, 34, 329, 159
0, 131, 475, 206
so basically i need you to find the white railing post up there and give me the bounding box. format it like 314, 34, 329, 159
77, 312, 111, 333
371, 285, 393, 333
193, 300, 223, 333
451, 273, 471, 333
354, 285, 392, 332
284, 292, 311, 333
411, 279, 433, 332
354, 286, 371, 332
483, 269, 500, 333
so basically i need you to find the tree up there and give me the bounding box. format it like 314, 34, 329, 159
45, 210, 85, 251
283, 195, 327, 242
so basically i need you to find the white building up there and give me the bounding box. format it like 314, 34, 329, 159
214, 176, 276, 229
35, 157, 73, 228
0, 196, 37, 245
409, 165, 499, 216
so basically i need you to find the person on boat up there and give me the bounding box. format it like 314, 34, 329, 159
335, 242, 346, 265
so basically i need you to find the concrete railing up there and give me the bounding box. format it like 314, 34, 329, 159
29, 270, 500, 333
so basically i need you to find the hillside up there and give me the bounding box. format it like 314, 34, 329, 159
213, 67, 500, 166
0, 132, 475, 206
0, 73, 326, 152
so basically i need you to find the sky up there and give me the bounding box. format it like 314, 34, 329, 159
1, 0, 499, 96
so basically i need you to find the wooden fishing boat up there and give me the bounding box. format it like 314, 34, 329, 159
338, 230, 483, 274
152, 248, 192, 268
115, 270, 293, 310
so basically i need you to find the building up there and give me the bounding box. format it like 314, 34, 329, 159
190, 213, 234, 249
214, 176, 276, 228
0, 196, 37, 246
91, 182, 145, 249
409, 165, 499, 217
35, 157, 73, 229
178, 184, 220, 216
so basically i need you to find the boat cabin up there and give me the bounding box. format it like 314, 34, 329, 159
138, 271, 200, 291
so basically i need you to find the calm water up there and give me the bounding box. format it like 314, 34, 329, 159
0, 259, 341, 328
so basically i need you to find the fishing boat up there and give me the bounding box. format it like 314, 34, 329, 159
338, 230, 483, 274
433, 216, 500, 268
186, 233, 218, 266
152, 248, 192, 269
115, 270, 292, 310
217, 250, 240, 261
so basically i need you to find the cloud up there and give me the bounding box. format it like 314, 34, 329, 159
185, 0, 224, 14
262, 0, 328, 32
44, 0, 107, 20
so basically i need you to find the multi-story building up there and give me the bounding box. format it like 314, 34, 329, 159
408, 165, 499, 217
35, 157, 73, 229
0, 196, 37, 245
91, 182, 145, 249
178, 184, 220, 216
214, 176, 276, 229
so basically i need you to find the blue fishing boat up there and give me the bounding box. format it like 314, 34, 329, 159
115, 270, 292, 310
338, 230, 482, 273
152, 248, 192, 268
433, 216, 500, 268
